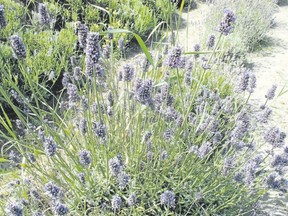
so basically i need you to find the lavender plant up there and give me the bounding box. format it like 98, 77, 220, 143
0, 2, 283, 215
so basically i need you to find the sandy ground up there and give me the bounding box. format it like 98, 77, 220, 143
248, 5, 288, 134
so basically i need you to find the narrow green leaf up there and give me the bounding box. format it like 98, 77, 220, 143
146, 21, 167, 42
0, 105, 13, 128
103, 29, 154, 66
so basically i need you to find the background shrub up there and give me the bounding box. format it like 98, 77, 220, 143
205, 0, 277, 54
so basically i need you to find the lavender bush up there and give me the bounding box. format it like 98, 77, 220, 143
0, 1, 285, 215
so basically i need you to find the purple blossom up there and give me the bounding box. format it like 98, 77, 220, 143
62, 72, 70, 88
0, 5, 7, 29
197, 142, 212, 158
266, 173, 283, 189
73, 66, 82, 81
233, 172, 244, 183
85, 32, 101, 75
237, 69, 250, 92
127, 193, 137, 206
143, 131, 153, 143
10, 35, 26, 59
75, 21, 89, 48
29, 188, 41, 199
111, 195, 122, 210
103, 44, 111, 59
164, 129, 174, 142
135, 79, 153, 105
184, 70, 191, 86
142, 53, 152, 72
38, 3, 50, 27
160, 191, 176, 208
78, 172, 86, 184
265, 85, 277, 100
43, 136, 57, 157
9, 150, 21, 165
5, 202, 23, 216
122, 64, 135, 81
67, 83, 79, 105
79, 150, 91, 166
193, 44, 201, 58
264, 127, 286, 148
271, 154, 288, 167
206, 34, 216, 49
257, 107, 272, 123
160, 150, 168, 160
43, 182, 62, 198
92, 122, 106, 140
109, 156, 124, 177
54, 202, 69, 215
247, 72, 256, 93
79, 118, 87, 134
217, 9, 236, 35
117, 172, 130, 189
164, 46, 182, 68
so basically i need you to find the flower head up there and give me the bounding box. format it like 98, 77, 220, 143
164, 46, 182, 68
265, 85, 277, 100
127, 193, 137, 206
206, 34, 216, 49
10, 35, 26, 59
160, 190, 176, 208
43, 182, 62, 198
38, 3, 50, 27
5, 202, 23, 216
111, 195, 122, 210
43, 136, 57, 157
54, 202, 69, 215
217, 9, 236, 35
79, 150, 92, 166
75, 21, 88, 48
0, 5, 7, 29
122, 64, 135, 81
117, 172, 130, 189
264, 127, 286, 148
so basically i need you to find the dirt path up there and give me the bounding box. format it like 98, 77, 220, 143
249, 6, 288, 135
247, 5, 288, 215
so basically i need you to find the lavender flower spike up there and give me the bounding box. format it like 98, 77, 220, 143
164, 46, 182, 68
10, 35, 26, 59
85, 32, 101, 76
0, 5, 7, 29
79, 150, 92, 166
265, 85, 277, 100
38, 3, 50, 27
111, 195, 122, 210
206, 35, 216, 49
217, 9, 236, 35
75, 21, 88, 48
160, 190, 176, 208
